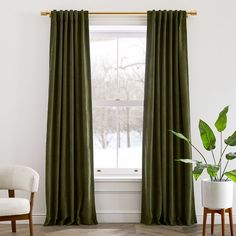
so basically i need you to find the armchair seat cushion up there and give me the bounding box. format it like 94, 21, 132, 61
0, 198, 30, 216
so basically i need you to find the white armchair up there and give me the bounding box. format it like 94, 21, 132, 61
0, 165, 39, 236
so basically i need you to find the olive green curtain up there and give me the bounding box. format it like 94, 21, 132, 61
45, 10, 97, 225
141, 10, 197, 225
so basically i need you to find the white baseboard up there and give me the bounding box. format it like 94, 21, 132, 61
31, 212, 141, 224
3, 213, 236, 225
0, 215, 46, 225
33, 215, 45, 224
96, 211, 141, 223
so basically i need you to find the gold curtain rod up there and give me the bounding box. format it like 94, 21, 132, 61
41, 10, 197, 17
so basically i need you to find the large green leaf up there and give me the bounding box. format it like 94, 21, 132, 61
169, 130, 190, 143
175, 159, 198, 164
225, 131, 236, 146
224, 170, 236, 182
226, 152, 236, 160
207, 165, 220, 178
199, 119, 216, 151
215, 106, 229, 132
192, 163, 207, 180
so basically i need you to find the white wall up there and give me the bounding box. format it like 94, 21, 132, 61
0, 0, 236, 224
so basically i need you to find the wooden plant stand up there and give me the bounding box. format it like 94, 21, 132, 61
202, 207, 234, 236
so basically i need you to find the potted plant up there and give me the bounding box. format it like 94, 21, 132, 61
171, 106, 236, 210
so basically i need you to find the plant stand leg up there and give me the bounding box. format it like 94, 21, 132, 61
11, 220, 16, 232
228, 207, 234, 236
211, 212, 215, 234
202, 207, 207, 236
221, 209, 225, 236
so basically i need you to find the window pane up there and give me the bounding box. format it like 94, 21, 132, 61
90, 38, 119, 101
118, 107, 143, 168
118, 38, 146, 101
93, 107, 117, 168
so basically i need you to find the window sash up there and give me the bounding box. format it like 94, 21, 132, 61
95, 168, 142, 177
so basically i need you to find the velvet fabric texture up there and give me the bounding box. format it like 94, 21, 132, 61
141, 10, 197, 225
45, 10, 97, 225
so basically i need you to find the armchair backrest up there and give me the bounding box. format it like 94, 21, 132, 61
0, 165, 39, 193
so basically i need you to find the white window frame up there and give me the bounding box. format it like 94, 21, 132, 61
90, 26, 146, 177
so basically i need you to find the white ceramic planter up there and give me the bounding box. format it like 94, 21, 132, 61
201, 179, 234, 209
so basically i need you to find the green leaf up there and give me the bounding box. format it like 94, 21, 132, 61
226, 152, 236, 160
225, 131, 236, 146
207, 165, 220, 178
215, 106, 229, 132
224, 170, 236, 182
175, 159, 198, 164
169, 130, 190, 143
199, 119, 216, 151
192, 163, 207, 180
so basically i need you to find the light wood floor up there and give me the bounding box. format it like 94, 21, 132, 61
0, 224, 234, 235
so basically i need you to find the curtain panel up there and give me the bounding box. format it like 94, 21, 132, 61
141, 10, 197, 225
45, 10, 97, 225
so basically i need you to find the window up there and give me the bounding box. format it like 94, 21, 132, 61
90, 26, 146, 176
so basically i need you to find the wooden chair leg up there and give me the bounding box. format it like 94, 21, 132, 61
228, 207, 234, 236
11, 220, 16, 233
221, 209, 225, 236
29, 213, 33, 236
202, 207, 207, 236
8, 190, 16, 233
211, 212, 215, 234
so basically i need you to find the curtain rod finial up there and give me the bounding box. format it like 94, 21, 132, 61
41, 11, 51, 16
187, 10, 197, 16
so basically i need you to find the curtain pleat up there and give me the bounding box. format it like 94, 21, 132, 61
141, 10, 197, 225
45, 10, 97, 225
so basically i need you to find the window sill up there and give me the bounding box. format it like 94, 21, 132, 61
94, 176, 142, 182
